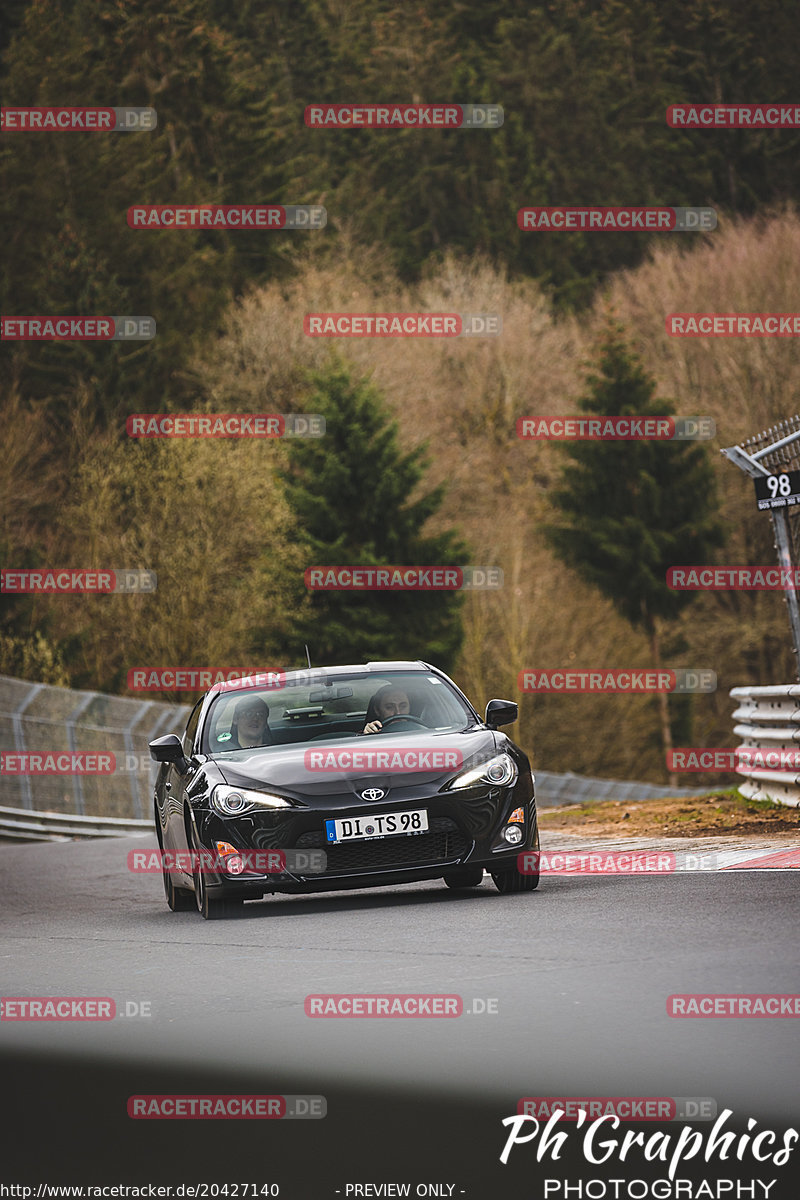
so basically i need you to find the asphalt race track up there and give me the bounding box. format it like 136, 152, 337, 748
1, 835, 799, 1196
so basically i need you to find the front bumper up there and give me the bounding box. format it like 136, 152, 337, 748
194, 785, 538, 897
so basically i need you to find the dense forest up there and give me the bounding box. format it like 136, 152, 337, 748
1, 0, 798, 783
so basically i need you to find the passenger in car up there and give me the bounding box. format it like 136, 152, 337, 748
229, 697, 273, 748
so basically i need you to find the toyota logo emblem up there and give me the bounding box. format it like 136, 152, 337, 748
360, 788, 385, 802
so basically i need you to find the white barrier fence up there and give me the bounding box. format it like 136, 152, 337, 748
0, 674, 190, 820
731, 684, 800, 808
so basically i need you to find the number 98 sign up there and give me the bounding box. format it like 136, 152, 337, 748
754, 470, 800, 510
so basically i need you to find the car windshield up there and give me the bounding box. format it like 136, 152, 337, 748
201, 670, 476, 755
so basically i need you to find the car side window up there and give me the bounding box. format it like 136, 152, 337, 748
182, 700, 203, 755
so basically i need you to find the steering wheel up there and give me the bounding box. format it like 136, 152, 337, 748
375, 715, 428, 731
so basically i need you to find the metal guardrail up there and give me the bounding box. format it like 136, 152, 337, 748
0, 804, 152, 842
0, 673, 712, 842
731, 684, 800, 808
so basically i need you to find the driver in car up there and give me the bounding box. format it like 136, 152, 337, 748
363, 685, 413, 734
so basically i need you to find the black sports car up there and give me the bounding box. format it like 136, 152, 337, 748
149, 660, 540, 918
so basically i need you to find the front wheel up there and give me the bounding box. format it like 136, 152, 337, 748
191, 823, 244, 920
491, 866, 539, 894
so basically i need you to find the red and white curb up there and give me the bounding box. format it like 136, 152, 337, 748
716, 847, 800, 870
541, 832, 800, 871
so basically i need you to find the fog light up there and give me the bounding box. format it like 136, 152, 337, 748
503, 825, 523, 845
215, 840, 244, 874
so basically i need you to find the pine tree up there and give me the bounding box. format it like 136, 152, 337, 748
545, 321, 723, 782
0, 0, 294, 428
279, 361, 468, 670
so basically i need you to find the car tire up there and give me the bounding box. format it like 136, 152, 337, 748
190, 823, 243, 920
490, 866, 539, 894
199, 889, 243, 920
165, 871, 195, 912
443, 868, 484, 889
155, 804, 194, 912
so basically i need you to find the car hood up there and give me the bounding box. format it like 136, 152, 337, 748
211, 727, 499, 803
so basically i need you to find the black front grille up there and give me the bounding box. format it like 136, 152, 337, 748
295, 816, 469, 874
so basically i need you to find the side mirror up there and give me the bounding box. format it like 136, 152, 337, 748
485, 699, 518, 728
149, 733, 191, 772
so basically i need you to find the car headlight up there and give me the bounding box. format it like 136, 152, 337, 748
448, 753, 518, 790
211, 785, 293, 816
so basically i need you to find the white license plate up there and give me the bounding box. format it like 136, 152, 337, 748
325, 809, 429, 844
